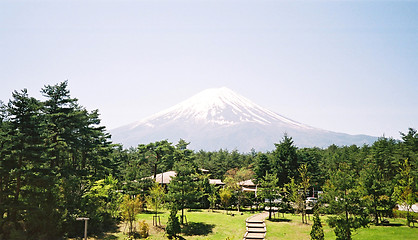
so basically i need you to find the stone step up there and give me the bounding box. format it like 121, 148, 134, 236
246, 223, 265, 228
246, 220, 264, 224
244, 232, 265, 239
247, 227, 266, 233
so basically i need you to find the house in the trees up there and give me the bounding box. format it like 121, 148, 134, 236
148, 170, 225, 186
239, 179, 257, 193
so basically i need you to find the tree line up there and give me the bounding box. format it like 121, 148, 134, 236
0, 81, 417, 239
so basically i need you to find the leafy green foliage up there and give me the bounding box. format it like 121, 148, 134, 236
298, 164, 310, 224
121, 195, 144, 235
393, 159, 418, 227
1, 81, 417, 238
224, 167, 254, 212
146, 181, 165, 224
219, 187, 232, 213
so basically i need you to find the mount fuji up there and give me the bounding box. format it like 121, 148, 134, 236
110, 87, 377, 152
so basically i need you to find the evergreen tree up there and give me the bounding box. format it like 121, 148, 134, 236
358, 162, 392, 225
271, 134, 299, 186
4, 89, 60, 238
0, 102, 13, 236
41, 81, 114, 236
258, 172, 279, 219
324, 164, 368, 240
310, 207, 324, 240
138, 140, 174, 179
167, 158, 200, 224
254, 153, 270, 180
166, 206, 181, 239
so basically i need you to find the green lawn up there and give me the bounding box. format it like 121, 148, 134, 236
101, 209, 254, 240
135, 209, 253, 240
97, 210, 417, 240
265, 213, 418, 240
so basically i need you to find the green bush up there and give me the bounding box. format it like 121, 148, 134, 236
393, 210, 418, 220
166, 208, 181, 239
310, 209, 324, 240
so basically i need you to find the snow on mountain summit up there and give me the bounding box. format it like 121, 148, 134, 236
131, 87, 312, 129
111, 87, 377, 151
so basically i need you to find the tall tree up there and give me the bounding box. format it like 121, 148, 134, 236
146, 181, 165, 226
258, 172, 279, 219
393, 159, 418, 227
324, 164, 368, 240
224, 167, 254, 212
358, 162, 392, 225
0, 102, 13, 234
138, 140, 174, 179
120, 195, 144, 235
219, 187, 232, 214
254, 153, 270, 180
41, 81, 114, 236
167, 159, 200, 225
271, 134, 299, 186
3, 89, 61, 238
298, 164, 310, 224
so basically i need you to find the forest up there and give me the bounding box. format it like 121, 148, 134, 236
0, 81, 417, 240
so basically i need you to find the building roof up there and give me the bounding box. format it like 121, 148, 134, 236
242, 187, 257, 192
148, 170, 227, 186
239, 179, 256, 187
151, 171, 177, 184
209, 179, 225, 185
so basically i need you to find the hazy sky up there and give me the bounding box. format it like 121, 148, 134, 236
1, 0, 417, 139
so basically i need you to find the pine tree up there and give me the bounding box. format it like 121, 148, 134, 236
259, 172, 279, 219
324, 164, 369, 240
167, 157, 200, 224
310, 208, 324, 240
166, 206, 181, 239
254, 153, 270, 180
272, 134, 299, 186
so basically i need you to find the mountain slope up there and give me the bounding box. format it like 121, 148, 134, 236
110, 87, 377, 151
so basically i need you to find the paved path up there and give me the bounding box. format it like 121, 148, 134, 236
243, 212, 269, 240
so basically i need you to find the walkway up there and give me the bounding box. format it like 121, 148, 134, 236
243, 212, 269, 240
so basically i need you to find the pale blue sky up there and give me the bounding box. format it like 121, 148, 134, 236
1, 0, 417, 139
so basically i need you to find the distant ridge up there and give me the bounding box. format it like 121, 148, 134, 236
110, 87, 377, 152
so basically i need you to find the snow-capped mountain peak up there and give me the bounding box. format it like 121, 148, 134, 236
111, 87, 377, 151
130, 87, 311, 129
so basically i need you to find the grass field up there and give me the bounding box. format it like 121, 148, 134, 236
95, 210, 417, 240
265, 213, 418, 240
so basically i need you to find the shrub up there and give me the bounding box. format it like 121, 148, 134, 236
138, 220, 149, 238
310, 209, 324, 240
166, 207, 181, 239
393, 209, 418, 219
